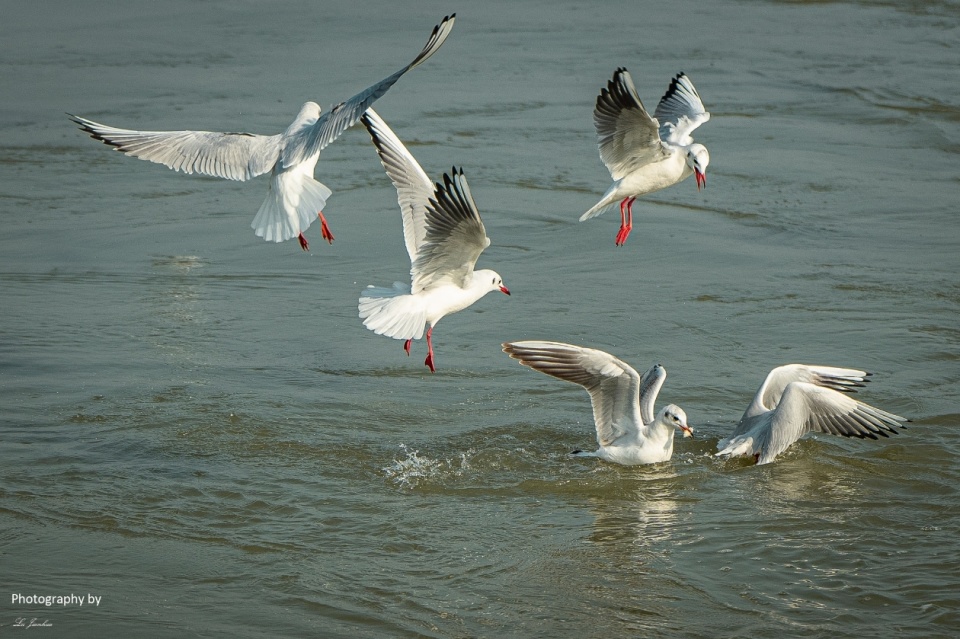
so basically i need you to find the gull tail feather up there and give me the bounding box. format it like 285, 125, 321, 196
715, 435, 759, 461
251, 173, 332, 242
358, 283, 427, 340
580, 182, 621, 221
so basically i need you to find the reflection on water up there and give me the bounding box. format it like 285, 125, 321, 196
586, 470, 683, 549
151, 255, 207, 273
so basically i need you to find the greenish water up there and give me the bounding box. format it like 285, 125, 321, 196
2, 0, 958, 636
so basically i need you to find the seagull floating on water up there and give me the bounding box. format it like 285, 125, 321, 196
502, 341, 693, 465
582, 68, 710, 246
69, 15, 455, 251
358, 108, 510, 373
715, 364, 908, 465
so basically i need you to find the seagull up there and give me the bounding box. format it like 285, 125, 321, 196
358, 108, 509, 373
502, 341, 693, 465
582, 68, 710, 246
715, 364, 908, 465
69, 15, 455, 251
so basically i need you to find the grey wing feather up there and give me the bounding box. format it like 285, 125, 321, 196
593, 67, 666, 180
360, 108, 433, 263
281, 14, 455, 169
502, 341, 644, 446
741, 364, 870, 426
638, 364, 666, 425
761, 382, 906, 463
652, 73, 710, 146
411, 168, 489, 293
70, 115, 280, 181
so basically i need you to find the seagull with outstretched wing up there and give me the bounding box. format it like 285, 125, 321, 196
582, 68, 711, 246
358, 108, 509, 373
69, 15, 455, 251
502, 340, 693, 465
716, 364, 908, 464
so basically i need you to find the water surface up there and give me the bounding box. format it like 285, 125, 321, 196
2, 0, 958, 637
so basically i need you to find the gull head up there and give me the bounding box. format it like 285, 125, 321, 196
686, 144, 709, 191
296, 101, 322, 120
287, 102, 323, 136
477, 269, 510, 296
660, 404, 693, 438
493, 272, 510, 296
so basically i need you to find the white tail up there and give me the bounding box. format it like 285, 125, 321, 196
579, 183, 620, 221
358, 283, 427, 340
251, 172, 332, 242
715, 435, 757, 460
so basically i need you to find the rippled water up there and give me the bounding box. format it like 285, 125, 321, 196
2, 0, 958, 637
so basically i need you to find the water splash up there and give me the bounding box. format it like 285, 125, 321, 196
382, 444, 471, 489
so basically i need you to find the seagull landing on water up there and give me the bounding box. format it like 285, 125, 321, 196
502, 341, 693, 465
715, 364, 909, 465
69, 15, 455, 251
582, 68, 711, 246
358, 109, 510, 373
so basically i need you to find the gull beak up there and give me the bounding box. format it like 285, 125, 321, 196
500, 285, 511, 296
695, 169, 706, 191
680, 425, 694, 438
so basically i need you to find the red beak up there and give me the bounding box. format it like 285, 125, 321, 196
500, 285, 511, 296
695, 169, 706, 191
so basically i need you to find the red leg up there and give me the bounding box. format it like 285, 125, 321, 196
318, 212, 334, 244
298, 232, 310, 251
616, 197, 635, 246
403, 339, 412, 356
423, 327, 436, 373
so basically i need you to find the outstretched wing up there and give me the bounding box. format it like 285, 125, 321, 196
760, 381, 907, 464
503, 341, 644, 446
593, 67, 667, 180
740, 364, 871, 427
361, 108, 433, 263
638, 363, 666, 426
653, 73, 710, 147
281, 14, 455, 168
70, 115, 281, 181
411, 168, 489, 293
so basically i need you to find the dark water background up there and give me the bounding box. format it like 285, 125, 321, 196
2, 1, 958, 636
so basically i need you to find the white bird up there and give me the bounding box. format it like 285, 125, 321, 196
358, 108, 510, 373
582, 68, 711, 246
502, 341, 693, 465
69, 15, 455, 251
715, 364, 908, 465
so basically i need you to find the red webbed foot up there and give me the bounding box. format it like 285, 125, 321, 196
318, 212, 334, 244
423, 327, 436, 372
615, 197, 635, 246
